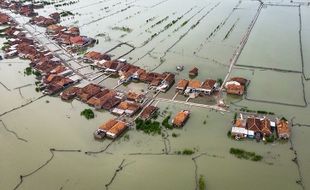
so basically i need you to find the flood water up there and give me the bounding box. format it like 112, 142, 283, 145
1, 0, 310, 190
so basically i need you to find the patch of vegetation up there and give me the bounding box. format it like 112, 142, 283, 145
24, 67, 32, 76
80, 109, 95, 120
152, 110, 159, 120
203, 120, 206, 125
233, 112, 237, 123
240, 107, 275, 115
281, 117, 288, 121
60, 11, 74, 17
229, 148, 263, 161
32, 70, 41, 77
0, 33, 7, 38
217, 78, 223, 86
122, 82, 129, 86
151, 16, 169, 28
77, 49, 87, 55
95, 33, 106, 37
1, 43, 9, 50
175, 148, 195, 155
112, 26, 132, 33
54, 1, 78, 7
162, 115, 173, 129
0, 27, 9, 33
181, 20, 188, 27
265, 134, 275, 143
172, 133, 180, 138
182, 149, 195, 155
227, 130, 231, 138
135, 118, 161, 135
24, 67, 41, 77
123, 134, 130, 141
146, 17, 156, 23
199, 175, 206, 190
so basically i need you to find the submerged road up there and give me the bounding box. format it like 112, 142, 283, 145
220, 2, 264, 91
155, 97, 228, 112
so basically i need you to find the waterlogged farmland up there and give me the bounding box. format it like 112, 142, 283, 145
1, 0, 310, 190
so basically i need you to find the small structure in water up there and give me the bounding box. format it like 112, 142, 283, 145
176, 65, 184, 71
225, 77, 248, 96
172, 110, 190, 127
94, 119, 128, 139
189, 67, 198, 78
277, 118, 290, 139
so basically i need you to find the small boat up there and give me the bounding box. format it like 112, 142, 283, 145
176, 65, 184, 71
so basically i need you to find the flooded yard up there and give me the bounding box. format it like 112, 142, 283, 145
1, 0, 310, 190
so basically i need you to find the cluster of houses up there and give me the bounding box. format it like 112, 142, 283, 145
89, 57, 176, 92
0, 0, 43, 17
0, 0, 95, 52
93, 107, 190, 139
175, 76, 248, 98
224, 77, 248, 96
46, 24, 95, 51
0, 13, 80, 95
176, 79, 219, 97
0, 4, 256, 142
60, 82, 162, 139
61, 83, 148, 115
30, 12, 60, 27
231, 113, 291, 141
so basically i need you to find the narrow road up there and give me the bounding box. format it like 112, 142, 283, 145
1, 9, 88, 80
220, 2, 264, 91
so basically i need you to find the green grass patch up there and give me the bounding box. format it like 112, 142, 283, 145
230, 148, 263, 161
175, 148, 195, 155
80, 109, 95, 119
135, 118, 161, 135
24, 67, 32, 76
199, 175, 206, 190
112, 26, 132, 33
162, 115, 173, 129
172, 132, 180, 138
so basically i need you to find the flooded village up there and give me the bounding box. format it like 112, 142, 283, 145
0, 0, 310, 190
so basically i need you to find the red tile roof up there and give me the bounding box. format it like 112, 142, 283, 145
140, 106, 158, 120
260, 118, 272, 136
200, 79, 216, 90
173, 110, 190, 127
188, 80, 201, 89
246, 117, 261, 132
70, 36, 84, 45
176, 79, 189, 90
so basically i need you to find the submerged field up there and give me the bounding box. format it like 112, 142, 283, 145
1, 0, 310, 190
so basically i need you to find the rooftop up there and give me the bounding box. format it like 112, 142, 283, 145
99, 119, 118, 132
188, 80, 201, 89
173, 110, 190, 127
140, 106, 158, 120
200, 79, 216, 90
